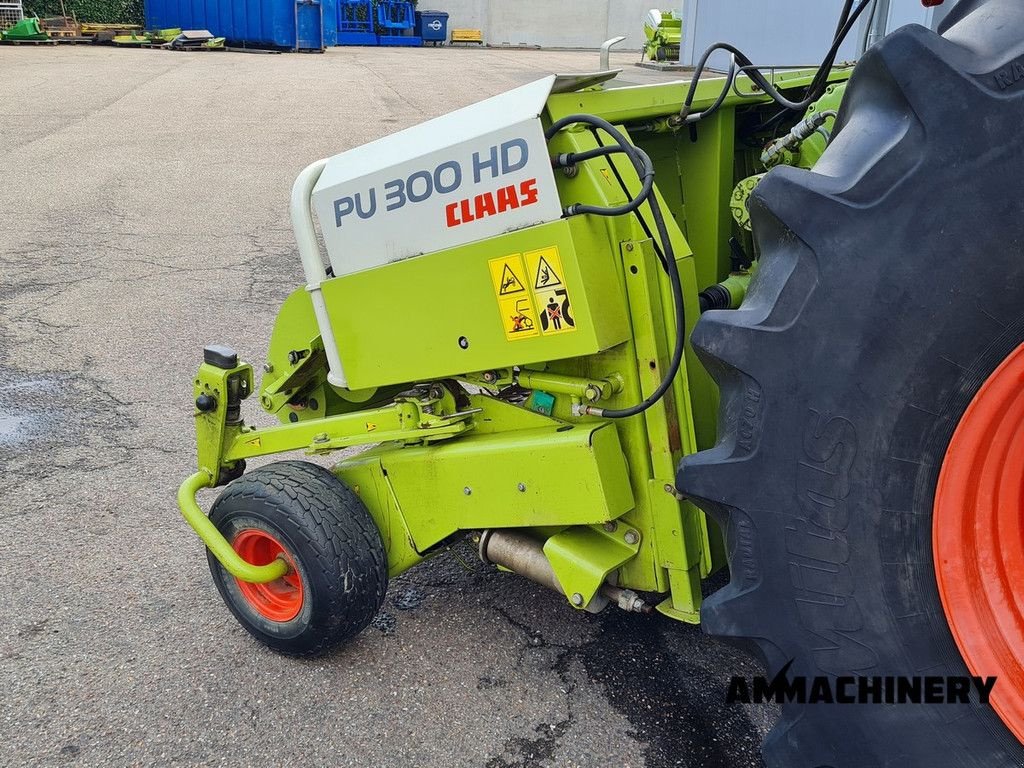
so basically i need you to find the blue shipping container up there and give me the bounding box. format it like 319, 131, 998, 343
145, 0, 336, 49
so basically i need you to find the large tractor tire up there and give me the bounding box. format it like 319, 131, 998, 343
679, 1, 1024, 765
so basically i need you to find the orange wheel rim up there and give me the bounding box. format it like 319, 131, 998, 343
231, 529, 304, 622
934, 342, 1024, 743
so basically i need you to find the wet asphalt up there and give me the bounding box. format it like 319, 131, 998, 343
0, 46, 774, 767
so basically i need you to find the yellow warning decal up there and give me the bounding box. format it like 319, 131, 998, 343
532, 252, 562, 290
497, 295, 540, 341
524, 246, 577, 336
489, 254, 540, 341
489, 255, 528, 296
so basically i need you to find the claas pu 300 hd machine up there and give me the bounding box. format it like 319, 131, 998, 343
177, 1, 1024, 765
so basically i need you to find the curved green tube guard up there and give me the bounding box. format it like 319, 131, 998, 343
177, 471, 289, 584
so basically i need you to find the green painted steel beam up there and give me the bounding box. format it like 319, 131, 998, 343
545, 67, 851, 126
222, 400, 471, 463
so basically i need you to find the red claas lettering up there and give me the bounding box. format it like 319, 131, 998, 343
445, 179, 540, 228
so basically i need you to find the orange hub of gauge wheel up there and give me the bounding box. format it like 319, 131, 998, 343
231, 529, 304, 622
935, 342, 1024, 744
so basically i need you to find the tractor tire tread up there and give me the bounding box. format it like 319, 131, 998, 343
679, 2, 1024, 765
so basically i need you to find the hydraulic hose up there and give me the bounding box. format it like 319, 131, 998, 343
678, 55, 737, 126
546, 114, 686, 419
547, 115, 655, 218
541, 3, 870, 418
678, 0, 871, 124
555, 145, 625, 165
592, 189, 685, 419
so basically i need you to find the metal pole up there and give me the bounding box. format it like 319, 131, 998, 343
290, 159, 349, 388
863, 0, 890, 52
600, 35, 626, 71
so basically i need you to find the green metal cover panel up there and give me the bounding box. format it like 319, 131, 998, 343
320, 217, 631, 390
338, 419, 636, 552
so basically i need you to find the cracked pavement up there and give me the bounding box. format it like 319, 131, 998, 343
1, 46, 773, 767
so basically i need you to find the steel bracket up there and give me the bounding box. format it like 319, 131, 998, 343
544, 523, 641, 611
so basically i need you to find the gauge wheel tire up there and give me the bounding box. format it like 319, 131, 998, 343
679, 2, 1024, 766
207, 460, 388, 657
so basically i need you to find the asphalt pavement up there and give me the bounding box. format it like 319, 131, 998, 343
0, 45, 773, 767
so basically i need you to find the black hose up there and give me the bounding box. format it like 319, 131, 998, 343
680, 0, 871, 121
539, 3, 871, 418
545, 114, 686, 419
743, 1, 869, 139
679, 54, 737, 125
547, 115, 655, 218
834, 0, 855, 41
597, 187, 685, 419
555, 145, 622, 165
566, 172, 654, 217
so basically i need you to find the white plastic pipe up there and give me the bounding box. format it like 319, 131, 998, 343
289, 159, 348, 389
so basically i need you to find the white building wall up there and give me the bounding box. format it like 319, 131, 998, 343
430, 0, 667, 50
431, 1, 958, 59
680, 0, 860, 69
432, 0, 485, 32
680, 0, 956, 68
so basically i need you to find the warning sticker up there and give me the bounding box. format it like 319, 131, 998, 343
489, 254, 528, 297
525, 247, 577, 336
532, 253, 562, 290
497, 264, 526, 295
498, 295, 540, 340
489, 254, 540, 341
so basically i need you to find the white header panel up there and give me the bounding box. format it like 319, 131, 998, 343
312, 77, 563, 277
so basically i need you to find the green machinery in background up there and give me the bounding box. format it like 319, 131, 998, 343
1, 17, 49, 41
642, 9, 683, 62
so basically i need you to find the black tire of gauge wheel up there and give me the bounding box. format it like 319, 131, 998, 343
207, 461, 388, 657
678, 1, 1024, 766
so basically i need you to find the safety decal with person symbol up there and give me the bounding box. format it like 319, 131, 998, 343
488, 254, 540, 341
525, 247, 576, 336
489, 248, 578, 341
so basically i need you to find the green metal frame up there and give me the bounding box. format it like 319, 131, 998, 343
179, 66, 852, 622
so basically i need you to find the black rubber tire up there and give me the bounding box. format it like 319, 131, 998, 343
207, 460, 388, 656
678, 3, 1024, 766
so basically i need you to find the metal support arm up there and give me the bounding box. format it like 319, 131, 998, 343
177, 471, 289, 583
